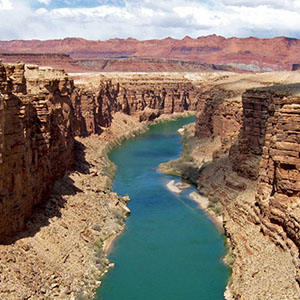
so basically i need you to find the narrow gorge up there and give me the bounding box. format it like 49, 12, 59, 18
1, 60, 300, 300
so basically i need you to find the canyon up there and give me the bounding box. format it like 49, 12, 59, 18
1, 58, 300, 300
2, 35, 300, 72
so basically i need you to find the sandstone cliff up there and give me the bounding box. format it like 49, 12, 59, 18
191, 79, 300, 299
0, 63, 74, 239
71, 72, 202, 136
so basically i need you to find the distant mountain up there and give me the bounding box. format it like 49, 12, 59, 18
1, 35, 300, 72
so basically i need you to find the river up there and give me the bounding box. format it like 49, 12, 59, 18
96, 117, 229, 300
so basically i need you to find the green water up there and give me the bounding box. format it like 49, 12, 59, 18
96, 117, 229, 300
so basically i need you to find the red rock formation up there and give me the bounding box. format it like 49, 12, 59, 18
219, 85, 300, 299
191, 79, 300, 299
0, 63, 75, 239
71, 74, 201, 136
252, 87, 300, 280
2, 35, 300, 71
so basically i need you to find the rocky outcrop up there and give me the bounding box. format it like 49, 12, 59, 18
252, 88, 300, 288
194, 84, 243, 161
0, 63, 74, 239
0, 113, 146, 300
229, 89, 275, 180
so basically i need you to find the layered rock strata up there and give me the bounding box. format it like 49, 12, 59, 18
0, 52, 89, 73
0, 63, 74, 239
193, 84, 300, 299
0, 112, 146, 300
3, 35, 300, 71
71, 73, 202, 136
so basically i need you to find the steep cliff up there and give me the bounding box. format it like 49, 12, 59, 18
0, 63, 75, 239
192, 81, 300, 299
252, 86, 300, 294
71, 73, 202, 136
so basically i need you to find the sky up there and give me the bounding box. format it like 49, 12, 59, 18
1, 0, 300, 40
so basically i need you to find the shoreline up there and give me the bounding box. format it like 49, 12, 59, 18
189, 191, 224, 231
165, 179, 224, 231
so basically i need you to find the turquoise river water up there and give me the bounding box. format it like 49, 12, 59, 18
96, 117, 229, 300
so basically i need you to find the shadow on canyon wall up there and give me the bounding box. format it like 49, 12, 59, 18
2, 140, 89, 245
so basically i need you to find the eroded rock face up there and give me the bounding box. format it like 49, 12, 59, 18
72, 74, 201, 136
0, 65, 201, 240
229, 90, 275, 180
253, 91, 300, 283
191, 79, 300, 299
0, 63, 75, 239
194, 85, 242, 161
226, 86, 300, 299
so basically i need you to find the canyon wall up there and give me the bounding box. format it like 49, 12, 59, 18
0, 63, 75, 239
0, 64, 201, 240
249, 87, 300, 286
230, 86, 300, 299
191, 78, 300, 299
229, 86, 300, 251
72, 73, 202, 136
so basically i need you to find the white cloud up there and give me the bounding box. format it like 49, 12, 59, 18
222, 0, 300, 10
0, 0, 12, 10
37, 0, 51, 5
1, 0, 300, 40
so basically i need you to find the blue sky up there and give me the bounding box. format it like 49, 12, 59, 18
1, 0, 300, 40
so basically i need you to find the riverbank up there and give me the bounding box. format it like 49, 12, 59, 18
0, 112, 197, 300
165, 179, 224, 230
159, 123, 225, 230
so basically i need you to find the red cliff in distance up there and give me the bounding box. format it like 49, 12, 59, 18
1, 35, 300, 72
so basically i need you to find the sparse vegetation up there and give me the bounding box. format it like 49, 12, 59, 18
223, 237, 235, 272
94, 240, 104, 259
